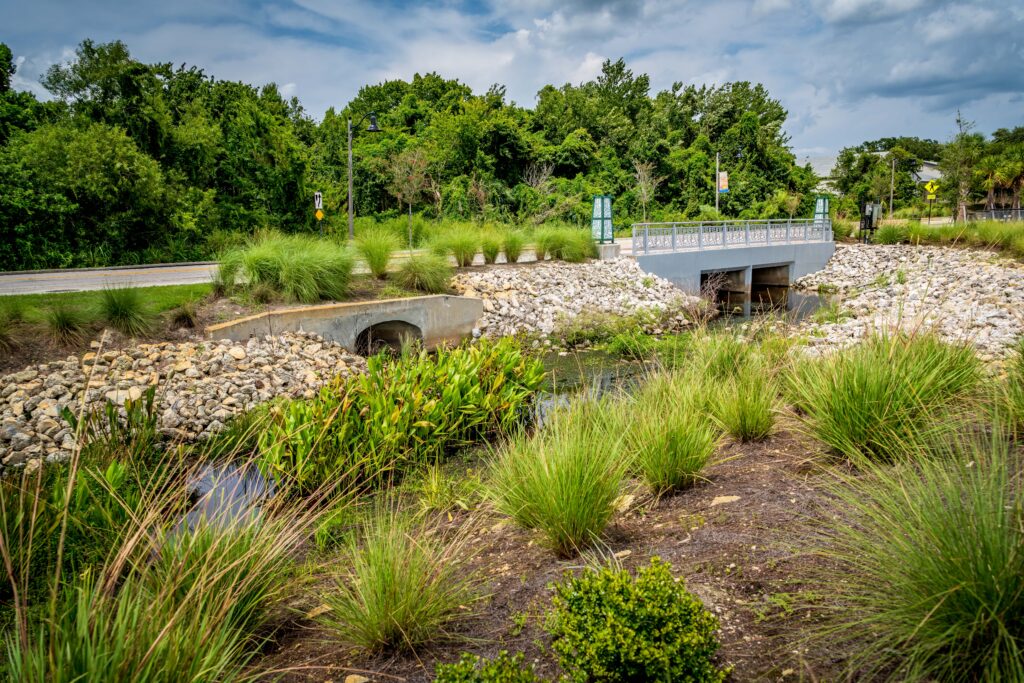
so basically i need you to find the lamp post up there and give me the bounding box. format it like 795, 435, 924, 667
347, 111, 382, 240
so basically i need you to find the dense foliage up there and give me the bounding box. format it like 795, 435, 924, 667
256, 338, 545, 493
1, 40, 816, 270
546, 558, 727, 682
830, 124, 1024, 219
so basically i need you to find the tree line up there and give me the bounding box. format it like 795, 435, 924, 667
829, 123, 1024, 220
2, 39, 817, 270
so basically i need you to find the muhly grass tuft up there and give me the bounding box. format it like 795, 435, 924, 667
219, 233, 354, 303
480, 233, 502, 265
99, 286, 152, 337
711, 359, 778, 442
788, 333, 982, 463
618, 372, 719, 495
444, 229, 479, 268
356, 227, 399, 279
503, 231, 525, 263
488, 397, 627, 557
317, 505, 482, 652
395, 254, 452, 294
3, 449, 326, 683
43, 304, 89, 346
807, 433, 1024, 681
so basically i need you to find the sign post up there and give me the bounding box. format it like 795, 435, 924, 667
590, 195, 614, 244
924, 180, 938, 225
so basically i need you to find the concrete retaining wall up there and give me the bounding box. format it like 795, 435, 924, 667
635, 242, 835, 294
205, 295, 483, 353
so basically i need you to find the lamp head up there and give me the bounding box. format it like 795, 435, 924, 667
367, 113, 381, 132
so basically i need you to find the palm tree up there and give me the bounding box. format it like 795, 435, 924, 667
1000, 144, 1024, 211
975, 154, 1002, 211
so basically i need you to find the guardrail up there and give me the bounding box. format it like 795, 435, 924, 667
631, 219, 832, 255
967, 209, 1024, 222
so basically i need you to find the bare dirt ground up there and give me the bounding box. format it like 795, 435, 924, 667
255, 421, 850, 683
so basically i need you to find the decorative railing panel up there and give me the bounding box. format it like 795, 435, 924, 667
631, 219, 833, 255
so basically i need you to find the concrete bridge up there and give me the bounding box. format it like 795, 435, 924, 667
205, 295, 483, 355
630, 219, 835, 299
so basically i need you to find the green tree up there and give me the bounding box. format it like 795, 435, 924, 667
940, 113, 985, 221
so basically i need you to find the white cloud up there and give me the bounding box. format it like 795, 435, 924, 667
2, 0, 1021, 155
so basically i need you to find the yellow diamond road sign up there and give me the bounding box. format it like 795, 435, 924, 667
315, 209, 324, 221
925, 180, 938, 194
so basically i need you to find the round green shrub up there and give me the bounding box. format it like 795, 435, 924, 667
434, 651, 543, 683
546, 557, 726, 682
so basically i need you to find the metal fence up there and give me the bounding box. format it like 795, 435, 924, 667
630, 219, 833, 255
967, 209, 1024, 222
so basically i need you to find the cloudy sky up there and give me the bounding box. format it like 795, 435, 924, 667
4, 0, 1022, 157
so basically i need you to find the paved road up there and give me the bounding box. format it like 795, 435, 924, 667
0, 238, 638, 296
0, 263, 220, 295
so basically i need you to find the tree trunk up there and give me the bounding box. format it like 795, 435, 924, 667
986, 187, 995, 211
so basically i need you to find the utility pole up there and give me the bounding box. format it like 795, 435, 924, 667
888, 156, 895, 219
715, 152, 720, 214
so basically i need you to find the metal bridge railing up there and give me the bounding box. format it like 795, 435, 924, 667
967, 209, 1024, 222
631, 218, 833, 255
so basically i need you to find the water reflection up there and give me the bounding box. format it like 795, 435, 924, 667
184, 462, 274, 530
719, 286, 825, 321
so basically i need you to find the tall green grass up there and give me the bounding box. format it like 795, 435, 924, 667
619, 372, 718, 494
43, 304, 88, 346
317, 506, 481, 651
394, 254, 452, 294
809, 434, 1023, 680
480, 233, 502, 265
711, 360, 778, 442
98, 287, 152, 337
489, 398, 627, 557
356, 228, 399, 279
789, 333, 982, 463
503, 231, 525, 263
533, 227, 595, 263
1005, 339, 1024, 438
442, 229, 479, 268
219, 233, 354, 303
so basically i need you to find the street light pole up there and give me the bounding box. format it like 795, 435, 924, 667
888, 156, 895, 219
347, 117, 354, 240
347, 112, 382, 241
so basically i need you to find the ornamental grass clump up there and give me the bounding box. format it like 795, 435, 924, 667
481, 233, 502, 265
218, 233, 354, 303
317, 507, 481, 652
808, 434, 1024, 681
503, 231, 525, 263
710, 359, 778, 442
99, 286, 152, 337
444, 229, 479, 267
356, 227, 399, 279
873, 224, 907, 245
559, 228, 597, 263
488, 397, 627, 557
546, 557, 727, 683
1005, 338, 1024, 438
788, 333, 982, 463
43, 304, 88, 346
395, 253, 452, 293
619, 372, 718, 494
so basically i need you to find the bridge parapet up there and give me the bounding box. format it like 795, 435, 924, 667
632, 218, 832, 255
